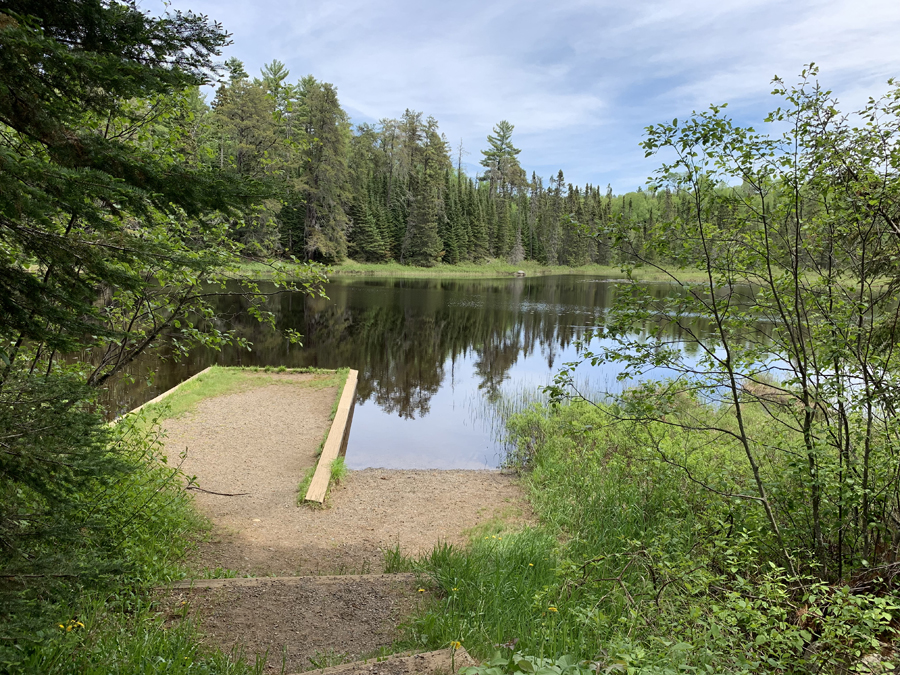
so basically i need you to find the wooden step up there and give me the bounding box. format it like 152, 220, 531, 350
289, 646, 477, 675
164, 572, 415, 590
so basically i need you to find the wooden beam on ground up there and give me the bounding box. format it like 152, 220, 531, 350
285, 647, 476, 675
164, 572, 414, 590
304, 369, 358, 503
111, 365, 214, 424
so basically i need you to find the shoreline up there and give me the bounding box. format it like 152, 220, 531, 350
236, 258, 710, 282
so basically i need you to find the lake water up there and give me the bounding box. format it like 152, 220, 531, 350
106, 275, 725, 469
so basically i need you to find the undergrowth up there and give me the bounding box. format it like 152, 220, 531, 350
0, 409, 269, 673
399, 400, 900, 674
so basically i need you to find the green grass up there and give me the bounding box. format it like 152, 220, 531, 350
397, 398, 899, 673
330, 456, 348, 483
15, 596, 267, 675
6, 366, 355, 672
297, 456, 350, 505
235, 258, 712, 282
296, 465, 317, 505
1, 412, 273, 673
127, 365, 345, 428
382, 542, 416, 573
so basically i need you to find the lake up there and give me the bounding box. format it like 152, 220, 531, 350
105, 274, 726, 469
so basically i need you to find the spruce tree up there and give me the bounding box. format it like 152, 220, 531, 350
297, 77, 351, 261
402, 117, 447, 266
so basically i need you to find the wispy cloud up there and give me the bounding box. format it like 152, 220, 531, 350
155, 0, 900, 190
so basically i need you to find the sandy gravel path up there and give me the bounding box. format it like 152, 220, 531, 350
163, 373, 530, 576
160, 371, 530, 672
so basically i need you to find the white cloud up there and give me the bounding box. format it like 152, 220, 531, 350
153, 0, 900, 190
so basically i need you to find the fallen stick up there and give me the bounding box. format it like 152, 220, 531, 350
185, 486, 250, 497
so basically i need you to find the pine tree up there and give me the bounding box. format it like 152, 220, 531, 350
402, 117, 447, 265
297, 77, 351, 261
479, 120, 525, 198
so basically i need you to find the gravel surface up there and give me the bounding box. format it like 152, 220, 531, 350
160, 576, 426, 674
163, 374, 531, 576
160, 372, 530, 671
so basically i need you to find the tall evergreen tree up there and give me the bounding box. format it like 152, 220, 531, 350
479, 120, 526, 198
297, 76, 351, 261
402, 117, 448, 266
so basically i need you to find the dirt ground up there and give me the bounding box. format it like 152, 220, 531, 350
160, 575, 425, 674
159, 372, 530, 672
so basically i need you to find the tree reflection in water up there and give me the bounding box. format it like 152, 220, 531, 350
100, 275, 772, 467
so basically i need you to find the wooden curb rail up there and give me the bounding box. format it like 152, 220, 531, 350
164, 572, 414, 590
110, 366, 213, 424
304, 369, 359, 503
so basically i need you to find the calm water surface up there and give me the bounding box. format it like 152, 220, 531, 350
107, 275, 724, 469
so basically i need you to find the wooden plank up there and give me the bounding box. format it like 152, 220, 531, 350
286, 647, 476, 675
164, 572, 414, 590
304, 369, 358, 503
111, 365, 214, 424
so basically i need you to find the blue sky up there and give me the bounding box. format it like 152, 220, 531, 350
152, 0, 900, 191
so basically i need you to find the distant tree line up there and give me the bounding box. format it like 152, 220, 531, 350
190, 58, 690, 267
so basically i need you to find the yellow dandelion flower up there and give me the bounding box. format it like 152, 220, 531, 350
417, 588, 425, 593
450, 640, 462, 649
452, 587, 458, 591
58, 624, 64, 629
548, 606, 558, 612
528, 563, 534, 567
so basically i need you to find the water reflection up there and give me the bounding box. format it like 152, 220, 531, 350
103, 275, 770, 469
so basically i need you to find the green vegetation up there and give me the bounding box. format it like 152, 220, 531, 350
329, 260, 709, 281
398, 69, 900, 674
0, 2, 322, 671
330, 456, 349, 484
404, 400, 898, 673
296, 455, 349, 506
297, 466, 317, 505
2, 0, 898, 670
0, 404, 267, 672
104, 41, 729, 270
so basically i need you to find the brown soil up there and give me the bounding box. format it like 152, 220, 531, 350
159, 575, 426, 674
160, 372, 530, 671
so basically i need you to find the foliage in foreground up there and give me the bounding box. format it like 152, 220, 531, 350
0, 403, 264, 673
0, 2, 311, 670
406, 401, 898, 674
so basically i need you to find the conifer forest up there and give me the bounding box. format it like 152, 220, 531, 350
144, 57, 663, 268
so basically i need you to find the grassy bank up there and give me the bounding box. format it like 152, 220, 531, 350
236, 258, 711, 282
128, 365, 346, 427
399, 399, 899, 674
